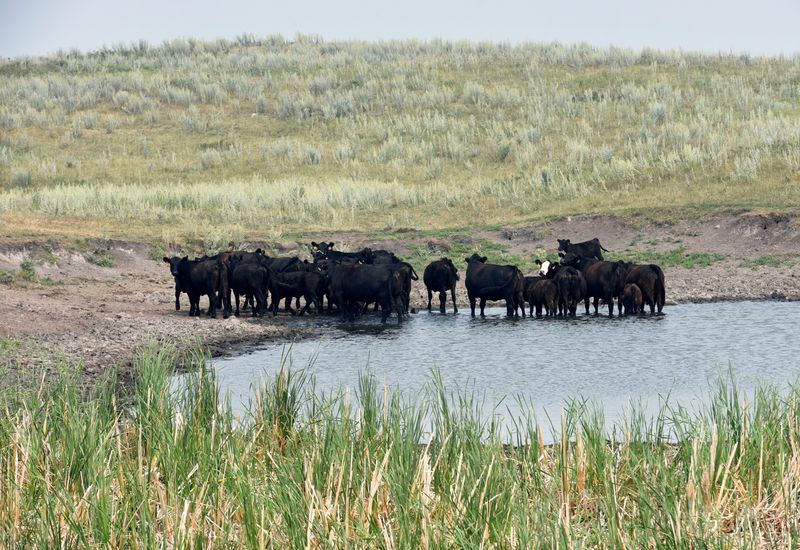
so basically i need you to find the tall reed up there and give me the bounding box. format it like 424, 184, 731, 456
0, 345, 798, 546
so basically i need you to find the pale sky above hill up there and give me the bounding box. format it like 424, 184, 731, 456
1, 0, 798, 58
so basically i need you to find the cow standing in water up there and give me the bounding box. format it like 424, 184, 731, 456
559, 253, 627, 317
464, 254, 525, 317
621, 283, 644, 315
424, 258, 459, 314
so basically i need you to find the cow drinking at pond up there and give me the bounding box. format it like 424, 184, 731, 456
524, 276, 557, 317
545, 263, 586, 317
621, 283, 644, 315
618, 261, 666, 315
560, 253, 626, 317
424, 258, 459, 314
327, 263, 404, 324
464, 254, 525, 317
557, 238, 609, 261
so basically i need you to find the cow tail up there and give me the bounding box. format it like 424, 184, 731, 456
600, 244, 609, 252
406, 263, 419, 281
651, 264, 666, 310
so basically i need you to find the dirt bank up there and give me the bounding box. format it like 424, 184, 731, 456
1, 211, 798, 389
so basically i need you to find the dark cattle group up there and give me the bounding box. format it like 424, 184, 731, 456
163, 237, 666, 324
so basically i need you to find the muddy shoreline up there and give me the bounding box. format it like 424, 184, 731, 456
1, 211, 799, 390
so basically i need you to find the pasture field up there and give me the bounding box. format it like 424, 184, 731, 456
0, 344, 798, 547
1, 36, 799, 246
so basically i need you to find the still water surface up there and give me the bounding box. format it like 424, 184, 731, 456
193, 301, 799, 437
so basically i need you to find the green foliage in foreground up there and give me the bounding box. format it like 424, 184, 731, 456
1, 346, 799, 547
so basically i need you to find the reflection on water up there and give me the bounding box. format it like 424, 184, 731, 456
181, 301, 800, 439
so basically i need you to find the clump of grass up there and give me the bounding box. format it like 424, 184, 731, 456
740, 254, 795, 269
84, 248, 114, 267
0, 270, 14, 284
198, 149, 222, 169
18, 259, 36, 281
9, 168, 31, 188
0, 346, 799, 546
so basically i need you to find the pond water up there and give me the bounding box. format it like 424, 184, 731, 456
183, 301, 800, 439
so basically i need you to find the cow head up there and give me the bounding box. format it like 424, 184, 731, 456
557, 239, 571, 252
358, 247, 374, 264
560, 252, 584, 269
536, 259, 551, 276
162, 256, 182, 278
464, 253, 487, 264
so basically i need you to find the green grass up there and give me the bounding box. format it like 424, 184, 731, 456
0, 345, 798, 546
740, 254, 796, 269
612, 247, 727, 269
83, 248, 114, 267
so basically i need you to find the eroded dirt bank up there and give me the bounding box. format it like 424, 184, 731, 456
1, 211, 798, 389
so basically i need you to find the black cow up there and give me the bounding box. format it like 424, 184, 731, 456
524, 276, 557, 317
370, 250, 402, 265
618, 261, 666, 315
464, 254, 525, 318
269, 271, 325, 316
310, 242, 373, 264
309, 241, 335, 260
550, 264, 586, 317
621, 283, 643, 315
557, 238, 609, 261
228, 259, 270, 317
560, 253, 626, 316
163, 256, 229, 318
424, 258, 459, 314
327, 263, 404, 324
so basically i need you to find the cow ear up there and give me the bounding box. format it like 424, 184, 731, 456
182, 256, 188, 261
481, 256, 488, 262
255, 248, 263, 254
162, 257, 170, 264
464, 257, 470, 263
328, 242, 335, 249
311, 242, 318, 249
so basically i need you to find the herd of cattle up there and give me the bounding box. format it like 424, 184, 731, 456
162, 237, 666, 324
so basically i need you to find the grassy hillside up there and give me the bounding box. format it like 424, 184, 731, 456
1, 35, 799, 245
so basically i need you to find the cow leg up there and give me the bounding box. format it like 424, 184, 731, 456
427, 289, 433, 311
174, 283, 181, 311
438, 291, 446, 313
234, 291, 241, 316
468, 292, 476, 317
479, 298, 487, 316
451, 287, 458, 314
208, 292, 217, 318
